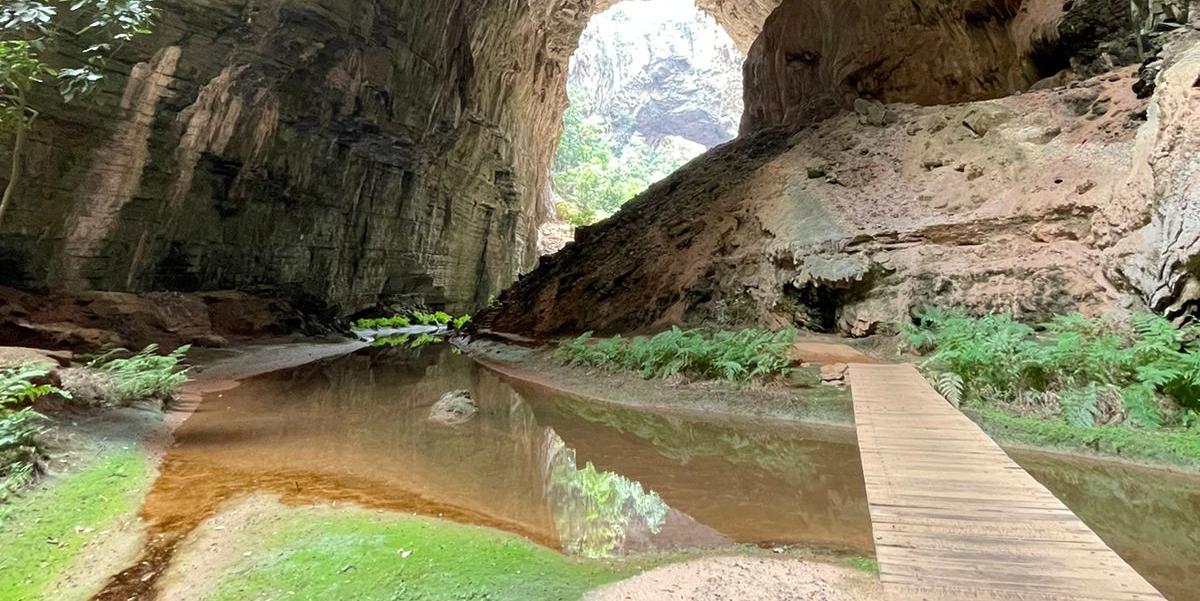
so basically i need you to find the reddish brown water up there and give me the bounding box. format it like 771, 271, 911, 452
97, 344, 1200, 600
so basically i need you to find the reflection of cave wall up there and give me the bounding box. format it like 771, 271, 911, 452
0, 0, 776, 314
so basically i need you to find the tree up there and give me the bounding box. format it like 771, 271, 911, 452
0, 0, 157, 226
552, 102, 700, 226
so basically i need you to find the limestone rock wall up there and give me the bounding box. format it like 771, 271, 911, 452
570, 1, 746, 149
741, 0, 1143, 132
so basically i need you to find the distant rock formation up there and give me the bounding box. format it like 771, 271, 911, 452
569, 0, 745, 149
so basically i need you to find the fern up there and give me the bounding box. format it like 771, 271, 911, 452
554, 327, 795, 383
1061, 385, 1099, 428
933, 372, 964, 407
89, 345, 190, 405
1, 367, 61, 497
1121, 384, 1163, 429
907, 308, 1196, 430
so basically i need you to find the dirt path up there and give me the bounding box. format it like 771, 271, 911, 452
585, 556, 881, 601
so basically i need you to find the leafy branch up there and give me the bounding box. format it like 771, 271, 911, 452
0, 0, 157, 225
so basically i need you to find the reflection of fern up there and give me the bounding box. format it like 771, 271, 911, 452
933, 372, 964, 407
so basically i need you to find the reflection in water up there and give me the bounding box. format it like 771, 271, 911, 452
547, 437, 670, 557
1016, 451, 1200, 601
94, 344, 1200, 600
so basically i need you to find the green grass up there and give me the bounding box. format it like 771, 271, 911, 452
972, 406, 1200, 468
847, 556, 878, 575
207, 507, 647, 601
0, 449, 150, 601
554, 327, 796, 383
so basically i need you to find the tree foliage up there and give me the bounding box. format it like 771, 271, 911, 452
552, 102, 697, 226
0, 0, 157, 224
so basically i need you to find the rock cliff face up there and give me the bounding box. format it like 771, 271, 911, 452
570, 0, 745, 148
2, 0, 1195, 331
0, 0, 769, 315
742, 0, 1149, 132
480, 6, 1200, 337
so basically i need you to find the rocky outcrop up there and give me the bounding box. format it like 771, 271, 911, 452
429, 389, 479, 425
570, 1, 745, 148
1108, 28, 1200, 320
741, 0, 1153, 132
0, 0, 772, 317
480, 25, 1199, 337
0, 287, 320, 351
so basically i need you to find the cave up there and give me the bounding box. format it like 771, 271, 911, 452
0, 0, 1195, 331
3, 2, 1200, 600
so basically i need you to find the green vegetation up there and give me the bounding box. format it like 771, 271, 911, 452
0, 366, 59, 497
206, 505, 646, 601
903, 308, 1200, 452
553, 102, 697, 226
550, 459, 668, 558
847, 556, 879, 575
554, 327, 796, 383
371, 333, 443, 349
1, 0, 157, 226
0, 449, 150, 600
974, 406, 1200, 467
353, 311, 471, 331
87, 344, 189, 405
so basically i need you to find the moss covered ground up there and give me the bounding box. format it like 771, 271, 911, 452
0, 449, 151, 601
205, 504, 652, 601
972, 407, 1200, 469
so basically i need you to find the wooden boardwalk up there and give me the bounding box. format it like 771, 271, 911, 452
849, 364, 1165, 601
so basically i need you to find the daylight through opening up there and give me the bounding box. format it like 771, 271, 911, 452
541, 0, 744, 254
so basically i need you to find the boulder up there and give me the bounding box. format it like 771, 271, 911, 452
429, 390, 478, 426
819, 363, 849, 384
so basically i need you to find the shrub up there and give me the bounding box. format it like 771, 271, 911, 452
352, 312, 470, 331
553, 327, 795, 383
1, 366, 60, 497
87, 345, 190, 405
903, 308, 1200, 429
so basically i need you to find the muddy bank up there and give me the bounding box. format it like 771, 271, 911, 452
466, 338, 857, 429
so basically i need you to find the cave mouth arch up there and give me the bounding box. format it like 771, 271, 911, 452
542, 0, 746, 251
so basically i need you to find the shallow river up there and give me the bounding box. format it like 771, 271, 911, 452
119, 344, 1200, 600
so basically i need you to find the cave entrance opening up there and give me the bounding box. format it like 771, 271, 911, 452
540, 0, 745, 255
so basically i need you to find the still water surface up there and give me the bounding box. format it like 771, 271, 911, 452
138, 345, 1200, 600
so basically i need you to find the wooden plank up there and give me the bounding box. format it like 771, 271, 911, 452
849, 364, 1164, 601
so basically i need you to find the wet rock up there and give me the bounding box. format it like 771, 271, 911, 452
820, 363, 849, 384
429, 390, 478, 426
